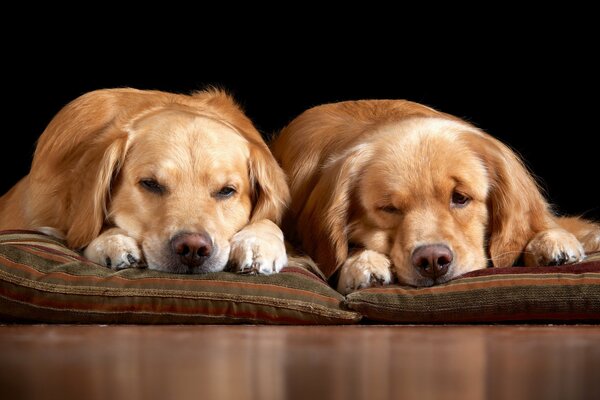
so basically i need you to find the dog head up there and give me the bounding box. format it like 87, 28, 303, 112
28, 88, 289, 272
299, 116, 550, 286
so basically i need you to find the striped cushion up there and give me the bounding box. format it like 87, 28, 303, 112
345, 253, 600, 323
0, 231, 360, 324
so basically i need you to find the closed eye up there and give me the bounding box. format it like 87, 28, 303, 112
139, 178, 166, 195
378, 204, 400, 214
214, 186, 236, 199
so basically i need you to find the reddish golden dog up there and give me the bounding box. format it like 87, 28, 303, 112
0, 88, 290, 274
272, 100, 600, 293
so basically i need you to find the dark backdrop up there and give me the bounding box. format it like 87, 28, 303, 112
2, 57, 598, 221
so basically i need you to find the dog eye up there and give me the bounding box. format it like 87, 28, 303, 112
139, 179, 165, 195
378, 205, 399, 214
451, 191, 470, 207
215, 186, 236, 199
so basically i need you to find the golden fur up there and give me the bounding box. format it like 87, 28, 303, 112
0, 88, 290, 274
272, 100, 600, 293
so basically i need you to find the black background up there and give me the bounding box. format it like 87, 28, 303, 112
2, 45, 598, 221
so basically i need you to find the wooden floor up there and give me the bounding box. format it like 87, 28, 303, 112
1, 325, 600, 400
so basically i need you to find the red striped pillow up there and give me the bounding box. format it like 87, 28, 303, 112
345, 253, 600, 323
0, 231, 360, 324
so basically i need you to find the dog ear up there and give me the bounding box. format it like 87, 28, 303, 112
296, 146, 372, 278
195, 89, 291, 224
27, 89, 147, 249
465, 132, 555, 267
247, 144, 290, 224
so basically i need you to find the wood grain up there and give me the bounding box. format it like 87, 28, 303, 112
1, 325, 599, 400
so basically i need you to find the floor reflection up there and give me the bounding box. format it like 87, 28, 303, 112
1, 326, 600, 400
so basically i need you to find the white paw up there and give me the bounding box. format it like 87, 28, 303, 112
524, 228, 585, 266
84, 232, 143, 270
229, 222, 287, 275
337, 250, 392, 295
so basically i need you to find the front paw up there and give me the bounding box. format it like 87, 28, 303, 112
580, 229, 600, 253
524, 228, 585, 266
337, 250, 393, 295
228, 221, 287, 275
84, 231, 144, 270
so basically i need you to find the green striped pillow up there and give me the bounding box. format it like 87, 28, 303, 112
0, 231, 360, 324
345, 253, 600, 323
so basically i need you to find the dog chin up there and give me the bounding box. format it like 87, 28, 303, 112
396, 269, 457, 287
145, 246, 230, 274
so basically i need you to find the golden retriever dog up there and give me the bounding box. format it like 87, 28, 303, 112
272, 100, 600, 293
0, 88, 290, 274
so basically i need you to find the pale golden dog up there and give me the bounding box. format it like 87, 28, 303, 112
272, 100, 600, 293
0, 88, 290, 274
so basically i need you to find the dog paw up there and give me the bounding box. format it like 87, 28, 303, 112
579, 229, 600, 253
84, 230, 144, 270
524, 228, 585, 267
228, 220, 287, 275
337, 250, 393, 295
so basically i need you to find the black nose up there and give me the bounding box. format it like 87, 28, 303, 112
411, 244, 453, 279
171, 232, 213, 267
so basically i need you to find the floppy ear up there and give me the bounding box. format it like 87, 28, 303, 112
465, 132, 555, 267
193, 89, 291, 224
27, 90, 140, 249
296, 146, 372, 278
248, 143, 291, 224
64, 135, 129, 249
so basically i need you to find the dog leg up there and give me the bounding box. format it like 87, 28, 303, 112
524, 228, 585, 266
229, 219, 287, 275
84, 227, 144, 270
556, 216, 600, 253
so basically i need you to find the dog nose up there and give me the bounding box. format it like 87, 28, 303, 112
171, 232, 213, 267
412, 244, 453, 279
